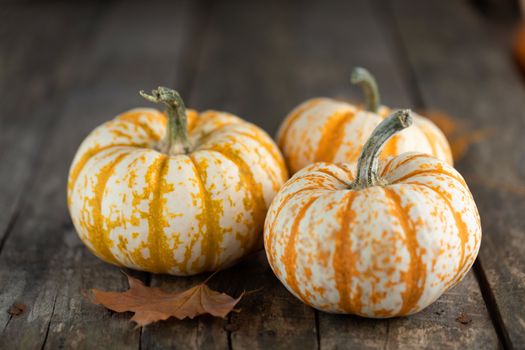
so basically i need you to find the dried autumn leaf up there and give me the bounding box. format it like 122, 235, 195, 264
89, 274, 243, 327
425, 110, 493, 162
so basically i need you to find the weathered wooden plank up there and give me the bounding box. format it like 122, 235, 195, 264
0, 1, 102, 331
389, 0, 525, 348
0, 1, 202, 349
184, 0, 498, 349
0, 3, 98, 253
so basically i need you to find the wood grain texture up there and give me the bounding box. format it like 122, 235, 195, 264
0, 2, 102, 335
0, 1, 201, 349
389, 0, 525, 347
0, 3, 99, 253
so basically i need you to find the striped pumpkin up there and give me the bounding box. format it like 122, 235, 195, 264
277, 68, 453, 174
67, 87, 288, 275
265, 110, 481, 317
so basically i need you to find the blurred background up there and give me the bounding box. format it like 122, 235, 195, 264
1, 0, 523, 136
1, 0, 525, 349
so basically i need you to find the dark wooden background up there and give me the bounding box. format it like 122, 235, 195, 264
0, 0, 524, 349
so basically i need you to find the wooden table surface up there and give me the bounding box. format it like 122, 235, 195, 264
1, 0, 524, 349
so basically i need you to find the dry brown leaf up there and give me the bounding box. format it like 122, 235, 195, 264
88, 274, 243, 327
425, 110, 493, 162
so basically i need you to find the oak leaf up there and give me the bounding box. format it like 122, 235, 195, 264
88, 274, 243, 327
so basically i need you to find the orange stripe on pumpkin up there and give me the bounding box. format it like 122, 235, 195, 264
191, 111, 240, 137
277, 98, 325, 150
235, 128, 289, 182
316, 168, 351, 188
381, 135, 400, 159
331, 163, 355, 180
392, 168, 467, 188
68, 143, 150, 203
408, 182, 470, 288
385, 188, 427, 315
314, 110, 356, 163
147, 154, 172, 273
283, 196, 318, 303
207, 145, 266, 253
186, 109, 199, 131
292, 174, 339, 190
117, 110, 165, 141
380, 157, 396, 177
122, 119, 161, 142
87, 151, 130, 265
188, 155, 221, 272
215, 131, 287, 193
266, 186, 320, 267
333, 191, 358, 312
381, 154, 429, 177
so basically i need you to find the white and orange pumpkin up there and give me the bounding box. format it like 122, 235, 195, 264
277, 68, 453, 174
264, 110, 481, 317
67, 87, 288, 275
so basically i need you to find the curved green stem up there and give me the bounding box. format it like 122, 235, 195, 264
140, 87, 191, 155
351, 109, 412, 189
351, 67, 380, 113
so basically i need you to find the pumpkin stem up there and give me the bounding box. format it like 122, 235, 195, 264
351, 109, 412, 189
351, 67, 380, 113
140, 87, 191, 155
